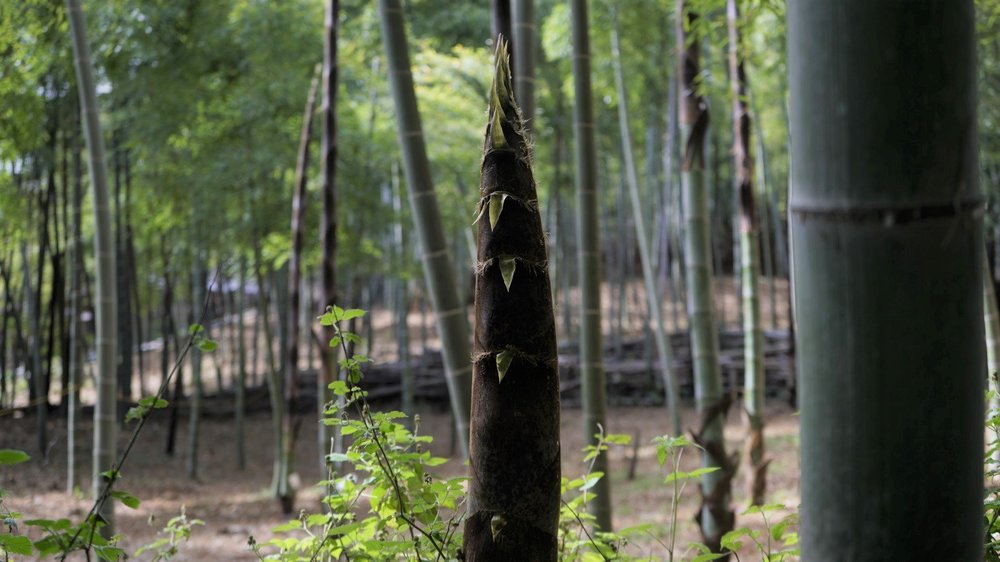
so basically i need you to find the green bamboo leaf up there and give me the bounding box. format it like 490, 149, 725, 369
496, 349, 514, 383
489, 192, 508, 230
499, 256, 516, 291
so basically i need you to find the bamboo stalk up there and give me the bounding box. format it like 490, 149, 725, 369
726, 0, 766, 506
610, 14, 681, 435
379, 0, 473, 458
570, 0, 612, 531
790, 2, 982, 558
677, 0, 734, 552
66, 0, 118, 533
464, 38, 559, 559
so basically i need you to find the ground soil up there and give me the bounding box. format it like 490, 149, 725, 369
2, 401, 800, 561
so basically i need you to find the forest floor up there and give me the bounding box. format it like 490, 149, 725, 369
2, 402, 800, 561
2, 277, 797, 559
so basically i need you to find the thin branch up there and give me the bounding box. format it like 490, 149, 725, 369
58, 269, 221, 561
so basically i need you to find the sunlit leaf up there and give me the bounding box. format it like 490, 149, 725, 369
110, 490, 140, 509
664, 466, 720, 484
0, 534, 32, 555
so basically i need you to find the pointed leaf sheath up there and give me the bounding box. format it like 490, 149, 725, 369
496, 349, 514, 383
499, 256, 516, 291
464, 36, 560, 561
489, 192, 508, 230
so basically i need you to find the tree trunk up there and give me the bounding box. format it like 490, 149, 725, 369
677, 0, 734, 552
236, 257, 247, 470
464, 38, 559, 561
391, 165, 414, 421
790, 2, 982, 559
491, 0, 513, 51
35, 164, 53, 415
610, 15, 681, 435
985, 256, 1000, 464
66, 0, 118, 533
59, 114, 71, 418
254, 243, 284, 496
279, 69, 319, 513
22, 241, 47, 456
162, 248, 182, 457
67, 116, 84, 493
114, 137, 133, 423
726, 0, 766, 507
66, 116, 86, 493
186, 265, 204, 480
661, 76, 681, 331
379, 0, 473, 458
570, 0, 611, 531
0, 258, 29, 407
251, 286, 261, 389
124, 151, 145, 398
1, 262, 8, 410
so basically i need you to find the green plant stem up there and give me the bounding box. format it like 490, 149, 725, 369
317, 317, 446, 561
560, 498, 610, 562
58, 272, 220, 561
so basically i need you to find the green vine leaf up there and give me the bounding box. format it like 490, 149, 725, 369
496, 349, 514, 383
499, 256, 516, 291
0, 534, 32, 556
489, 192, 508, 230
110, 490, 141, 509
0, 449, 29, 466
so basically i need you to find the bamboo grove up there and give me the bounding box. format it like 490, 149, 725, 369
2, 0, 1000, 559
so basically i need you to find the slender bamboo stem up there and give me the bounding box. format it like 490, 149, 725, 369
726, 0, 766, 506
570, 0, 612, 532
677, 0, 733, 551
378, 0, 472, 458
610, 15, 681, 436
66, 0, 118, 533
